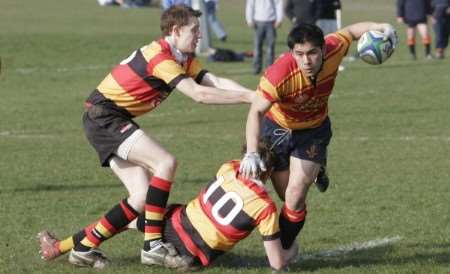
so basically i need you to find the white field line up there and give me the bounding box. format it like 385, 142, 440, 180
14, 64, 246, 75
0, 131, 58, 139
12, 57, 437, 75
335, 136, 450, 142
300, 236, 402, 261
14, 64, 112, 75
2, 130, 450, 142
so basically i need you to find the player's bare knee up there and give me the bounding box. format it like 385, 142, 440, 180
289, 177, 314, 192
287, 183, 302, 195
301, 173, 317, 187
158, 154, 178, 174
127, 187, 147, 211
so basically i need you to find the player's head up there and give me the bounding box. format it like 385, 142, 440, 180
160, 4, 202, 53
287, 23, 325, 78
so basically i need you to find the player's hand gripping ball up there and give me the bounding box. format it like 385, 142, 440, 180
357, 30, 395, 65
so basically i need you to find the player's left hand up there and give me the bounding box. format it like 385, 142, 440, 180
383, 24, 398, 49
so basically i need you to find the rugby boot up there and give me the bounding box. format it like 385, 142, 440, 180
37, 230, 61, 261
141, 241, 183, 267
68, 248, 109, 269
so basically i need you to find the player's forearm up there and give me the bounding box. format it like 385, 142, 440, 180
194, 86, 254, 104
216, 77, 255, 93
245, 107, 263, 153
344, 22, 391, 40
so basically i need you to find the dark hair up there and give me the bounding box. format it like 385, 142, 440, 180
160, 4, 202, 36
287, 23, 325, 49
241, 138, 277, 172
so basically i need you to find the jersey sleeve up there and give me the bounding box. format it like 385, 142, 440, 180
326, 30, 352, 57
336, 30, 352, 50
256, 204, 280, 240
152, 58, 189, 88
323, 30, 352, 71
256, 76, 280, 103
186, 58, 208, 84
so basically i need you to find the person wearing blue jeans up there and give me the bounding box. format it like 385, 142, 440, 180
204, 0, 227, 41
161, 0, 191, 10
253, 22, 277, 74
246, 0, 284, 75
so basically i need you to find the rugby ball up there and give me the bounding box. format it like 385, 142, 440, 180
357, 30, 394, 65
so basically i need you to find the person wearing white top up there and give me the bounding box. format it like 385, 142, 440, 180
246, 0, 284, 74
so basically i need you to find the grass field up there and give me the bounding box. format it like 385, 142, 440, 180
1, 0, 450, 273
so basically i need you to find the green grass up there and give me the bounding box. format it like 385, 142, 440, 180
1, 0, 450, 273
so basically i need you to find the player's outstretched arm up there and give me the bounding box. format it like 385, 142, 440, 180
175, 77, 254, 104
342, 22, 398, 47
240, 95, 272, 178
201, 72, 254, 93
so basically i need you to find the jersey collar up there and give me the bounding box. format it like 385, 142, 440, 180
163, 36, 188, 65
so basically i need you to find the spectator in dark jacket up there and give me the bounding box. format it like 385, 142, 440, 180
397, 0, 433, 59
285, 0, 316, 27
315, 0, 345, 71
431, 0, 450, 58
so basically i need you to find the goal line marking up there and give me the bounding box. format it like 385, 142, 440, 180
300, 236, 402, 261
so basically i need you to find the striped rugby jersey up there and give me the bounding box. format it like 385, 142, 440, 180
170, 160, 279, 266
86, 39, 207, 117
257, 30, 352, 129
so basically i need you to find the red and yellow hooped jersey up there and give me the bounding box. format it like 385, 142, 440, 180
171, 160, 279, 266
257, 30, 352, 129
87, 39, 207, 117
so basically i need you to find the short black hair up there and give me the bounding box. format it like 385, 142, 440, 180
287, 23, 325, 49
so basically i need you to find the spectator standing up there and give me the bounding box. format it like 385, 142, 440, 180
97, 0, 151, 7
162, 0, 192, 10
315, 0, 341, 34
285, 0, 317, 27
246, 0, 284, 75
315, 0, 345, 71
397, 0, 433, 59
431, 0, 450, 58
204, 0, 228, 42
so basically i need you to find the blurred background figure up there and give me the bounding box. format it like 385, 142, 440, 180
315, 0, 345, 71
204, 0, 228, 42
431, 0, 450, 59
246, 0, 284, 75
285, 0, 317, 27
315, 0, 341, 34
397, 0, 433, 60
162, 0, 192, 10
97, 0, 127, 7
97, 0, 151, 7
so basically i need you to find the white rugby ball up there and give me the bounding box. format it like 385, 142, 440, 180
357, 30, 394, 65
